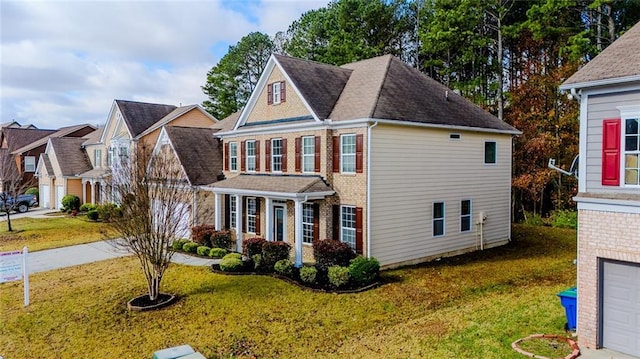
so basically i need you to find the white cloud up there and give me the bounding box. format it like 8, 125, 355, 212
0, 0, 326, 128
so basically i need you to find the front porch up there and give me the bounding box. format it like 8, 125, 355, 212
207, 174, 335, 266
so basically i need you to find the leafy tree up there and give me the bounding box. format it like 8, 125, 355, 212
202, 32, 274, 120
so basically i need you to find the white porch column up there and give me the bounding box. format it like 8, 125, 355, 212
265, 197, 273, 241
294, 199, 303, 267
81, 180, 87, 204
214, 193, 222, 230
235, 195, 243, 252
90, 181, 96, 205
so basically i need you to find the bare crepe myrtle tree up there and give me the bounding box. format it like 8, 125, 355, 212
105, 144, 194, 302
0, 149, 37, 232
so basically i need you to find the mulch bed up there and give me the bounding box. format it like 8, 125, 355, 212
210, 264, 380, 294
127, 293, 178, 311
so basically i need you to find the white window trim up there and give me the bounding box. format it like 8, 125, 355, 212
229, 142, 238, 172
302, 203, 314, 244
433, 201, 445, 237
460, 199, 472, 233
229, 195, 237, 228
94, 149, 102, 168
341, 134, 356, 174
272, 82, 281, 105
484, 140, 497, 165
246, 197, 257, 234
302, 136, 315, 173
246, 140, 256, 172
24, 156, 36, 172
621, 116, 640, 187
271, 138, 283, 173
340, 205, 356, 249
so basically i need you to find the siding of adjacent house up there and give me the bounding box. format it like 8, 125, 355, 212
585, 90, 640, 194
141, 108, 217, 147
245, 67, 311, 124
369, 124, 511, 267
66, 178, 83, 199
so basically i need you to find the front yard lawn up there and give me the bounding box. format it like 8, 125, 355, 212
0, 224, 577, 358
0, 217, 113, 252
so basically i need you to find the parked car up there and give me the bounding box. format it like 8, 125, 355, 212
0, 193, 38, 213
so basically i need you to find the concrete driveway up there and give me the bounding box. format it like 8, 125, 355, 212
0, 207, 59, 222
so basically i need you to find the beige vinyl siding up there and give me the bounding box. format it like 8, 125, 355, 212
369, 124, 512, 267
585, 90, 640, 193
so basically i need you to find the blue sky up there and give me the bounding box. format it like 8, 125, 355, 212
0, 0, 325, 129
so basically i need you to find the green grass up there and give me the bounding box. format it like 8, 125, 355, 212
0, 216, 113, 252
0, 224, 577, 358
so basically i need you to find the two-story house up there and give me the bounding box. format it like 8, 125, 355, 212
0, 127, 56, 192
207, 54, 519, 268
559, 21, 640, 357
37, 100, 218, 209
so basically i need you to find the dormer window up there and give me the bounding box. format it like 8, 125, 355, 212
267, 81, 286, 105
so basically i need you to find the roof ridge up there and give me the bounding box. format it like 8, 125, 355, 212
368, 55, 394, 119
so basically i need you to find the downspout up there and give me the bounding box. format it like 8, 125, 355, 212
366, 121, 378, 258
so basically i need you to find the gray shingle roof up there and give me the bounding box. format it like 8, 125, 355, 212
41, 154, 55, 176
213, 111, 241, 132
274, 54, 352, 120
82, 126, 104, 146
1, 128, 56, 151
213, 174, 333, 194
562, 21, 640, 87
11, 124, 96, 154
164, 126, 223, 186
49, 137, 93, 176
115, 100, 177, 138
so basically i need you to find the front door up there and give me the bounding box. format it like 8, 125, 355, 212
274, 206, 285, 241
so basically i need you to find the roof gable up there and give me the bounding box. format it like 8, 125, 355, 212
0, 128, 56, 152
49, 137, 93, 176
160, 126, 223, 186
114, 100, 177, 138
562, 21, 640, 88
11, 124, 96, 154
136, 104, 218, 140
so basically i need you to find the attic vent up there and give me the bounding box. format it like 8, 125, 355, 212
450, 133, 461, 140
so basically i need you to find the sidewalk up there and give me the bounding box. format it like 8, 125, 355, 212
25, 240, 219, 274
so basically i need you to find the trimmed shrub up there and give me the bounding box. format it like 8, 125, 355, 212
209, 248, 228, 258
96, 203, 121, 222
313, 239, 356, 272
61, 195, 80, 211
212, 230, 234, 250
299, 266, 317, 284
274, 259, 293, 276
172, 239, 188, 251
243, 237, 266, 257
348, 256, 380, 285
182, 242, 199, 253
191, 224, 216, 247
252, 254, 263, 271
328, 265, 350, 288
262, 241, 291, 269
80, 203, 97, 212
220, 253, 243, 272
197, 246, 211, 256
86, 210, 99, 221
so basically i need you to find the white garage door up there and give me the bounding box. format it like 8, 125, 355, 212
175, 202, 191, 240
602, 260, 640, 357
41, 185, 50, 208
56, 186, 64, 209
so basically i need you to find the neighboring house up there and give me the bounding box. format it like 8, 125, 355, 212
559, 21, 640, 357
37, 137, 93, 209
208, 54, 519, 268
12, 124, 96, 200
0, 121, 37, 129
37, 100, 218, 208
151, 126, 224, 238
0, 127, 56, 192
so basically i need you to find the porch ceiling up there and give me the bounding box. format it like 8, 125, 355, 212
209, 174, 334, 199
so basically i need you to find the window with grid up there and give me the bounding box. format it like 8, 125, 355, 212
94, 149, 102, 168
273, 82, 281, 104
272, 138, 282, 172
302, 203, 314, 244
433, 202, 445, 237
246, 140, 256, 172
341, 134, 356, 173
229, 195, 237, 228
246, 197, 257, 233
341, 205, 356, 249
229, 142, 238, 172
24, 156, 36, 172
302, 136, 315, 172
460, 200, 471, 232
625, 118, 640, 185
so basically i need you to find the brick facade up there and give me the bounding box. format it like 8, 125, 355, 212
577, 209, 640, 349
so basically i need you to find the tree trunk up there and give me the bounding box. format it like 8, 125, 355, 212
6, 211, 13, 232
497, 15, 504, 121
